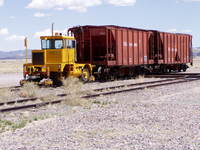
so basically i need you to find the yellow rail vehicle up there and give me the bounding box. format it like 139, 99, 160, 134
21, 35, 93, 85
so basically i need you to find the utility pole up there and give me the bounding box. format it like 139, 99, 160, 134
24, 37, 28, 63
52, 23, 54, 36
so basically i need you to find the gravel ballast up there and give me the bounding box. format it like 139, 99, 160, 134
0, 77, 200, 149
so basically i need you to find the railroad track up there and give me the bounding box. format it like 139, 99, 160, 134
145, 73, 200, 79
1, 73, 200, 113
0, 77, 185, 110
84, 76, 200, 99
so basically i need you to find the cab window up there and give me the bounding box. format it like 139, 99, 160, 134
41, 39, 63, 49
67, 40, 76, 48
55, 40, 63, 49
42, 40, 51, 49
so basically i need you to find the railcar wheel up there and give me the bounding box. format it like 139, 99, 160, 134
81, 67, 90, 82
53, 80, 63, 87
163, 67, 168, 73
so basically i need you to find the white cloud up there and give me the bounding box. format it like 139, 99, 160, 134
177, 0, 200, 2
34, 28, 68, 38
167, 29, 192, 33
27, 0, 136, 12
6, 35, 25, 41
167, 29, 177, 33
0, 0, 4, 7
179, 0, 200, 1
0, 28, 9, 35
34, 29, 51, 38
181, 29, 192, 33
54, 7, 64, 11
0, 27, 26, 42
34, 12, 51, 17
107, 0, 136, 6
27, 0, 102, 12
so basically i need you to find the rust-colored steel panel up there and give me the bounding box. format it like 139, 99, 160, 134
69, 25, 192, 67
156, 32, 192, 64
69, 25, 152, 66
133, 31, 139, 65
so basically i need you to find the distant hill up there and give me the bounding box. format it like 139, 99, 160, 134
0, 48, 200, 59
193, 47, 200, 57
0, 50, 32, 59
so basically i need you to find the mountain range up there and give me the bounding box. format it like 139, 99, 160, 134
0, 50, 32, 59
0, 48, 200, 59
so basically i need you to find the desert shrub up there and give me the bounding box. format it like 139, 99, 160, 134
19, 82, 39, 98
62, 77, 91, 107
62, 77, 83, 95
135, 75, 145, 83
40, 94, 56, 102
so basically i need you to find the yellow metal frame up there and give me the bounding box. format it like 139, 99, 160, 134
23, 35, 94, 81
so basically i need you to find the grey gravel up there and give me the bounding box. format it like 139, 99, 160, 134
0, 65, 200, 149
0, 78, 200, 149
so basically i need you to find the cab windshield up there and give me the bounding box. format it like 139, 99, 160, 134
42, 39, 63, 49
41, 39, 76, 50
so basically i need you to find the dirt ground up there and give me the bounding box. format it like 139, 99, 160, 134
0, 59, 25, 87
0, 73, 22, 87
0, 58, 200, 150
0, 58, 198, 88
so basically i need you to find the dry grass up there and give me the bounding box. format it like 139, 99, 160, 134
0, 119, 28, 133
91, 99, 111, 107
61, 77, 92, 107
62, 77, 83, 94
19, 82, 39, 98
40, 93, 57, 102
135, 75, 145, 83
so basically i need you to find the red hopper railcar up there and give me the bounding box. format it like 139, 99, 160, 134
69, 25, 192, 80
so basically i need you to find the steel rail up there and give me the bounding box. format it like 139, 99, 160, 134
0, 97, 37, 106
93, 76, 187, 92
83, 77, 200, 99
0, 77, 185, 107
1, 74, 200, 112
0, 100, 62, 112
145, 74, 200, 78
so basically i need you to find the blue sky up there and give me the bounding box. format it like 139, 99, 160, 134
0, 0, 199, 51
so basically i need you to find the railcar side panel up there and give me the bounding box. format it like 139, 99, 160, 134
133, 31, 139, 65
128, 30, 133, 65
157, 32, 192, 65
122, 29, 128, 65
116, 29, 122, 65
70, 25, 192, 68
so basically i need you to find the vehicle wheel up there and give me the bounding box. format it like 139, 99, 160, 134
53, 80, 63, 87
162, 67, 167, 73
166, 68, 170, 73
183, 68, 187, 72
81, 67, 90, 82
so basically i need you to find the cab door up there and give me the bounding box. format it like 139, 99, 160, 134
63, 39, 76, 64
